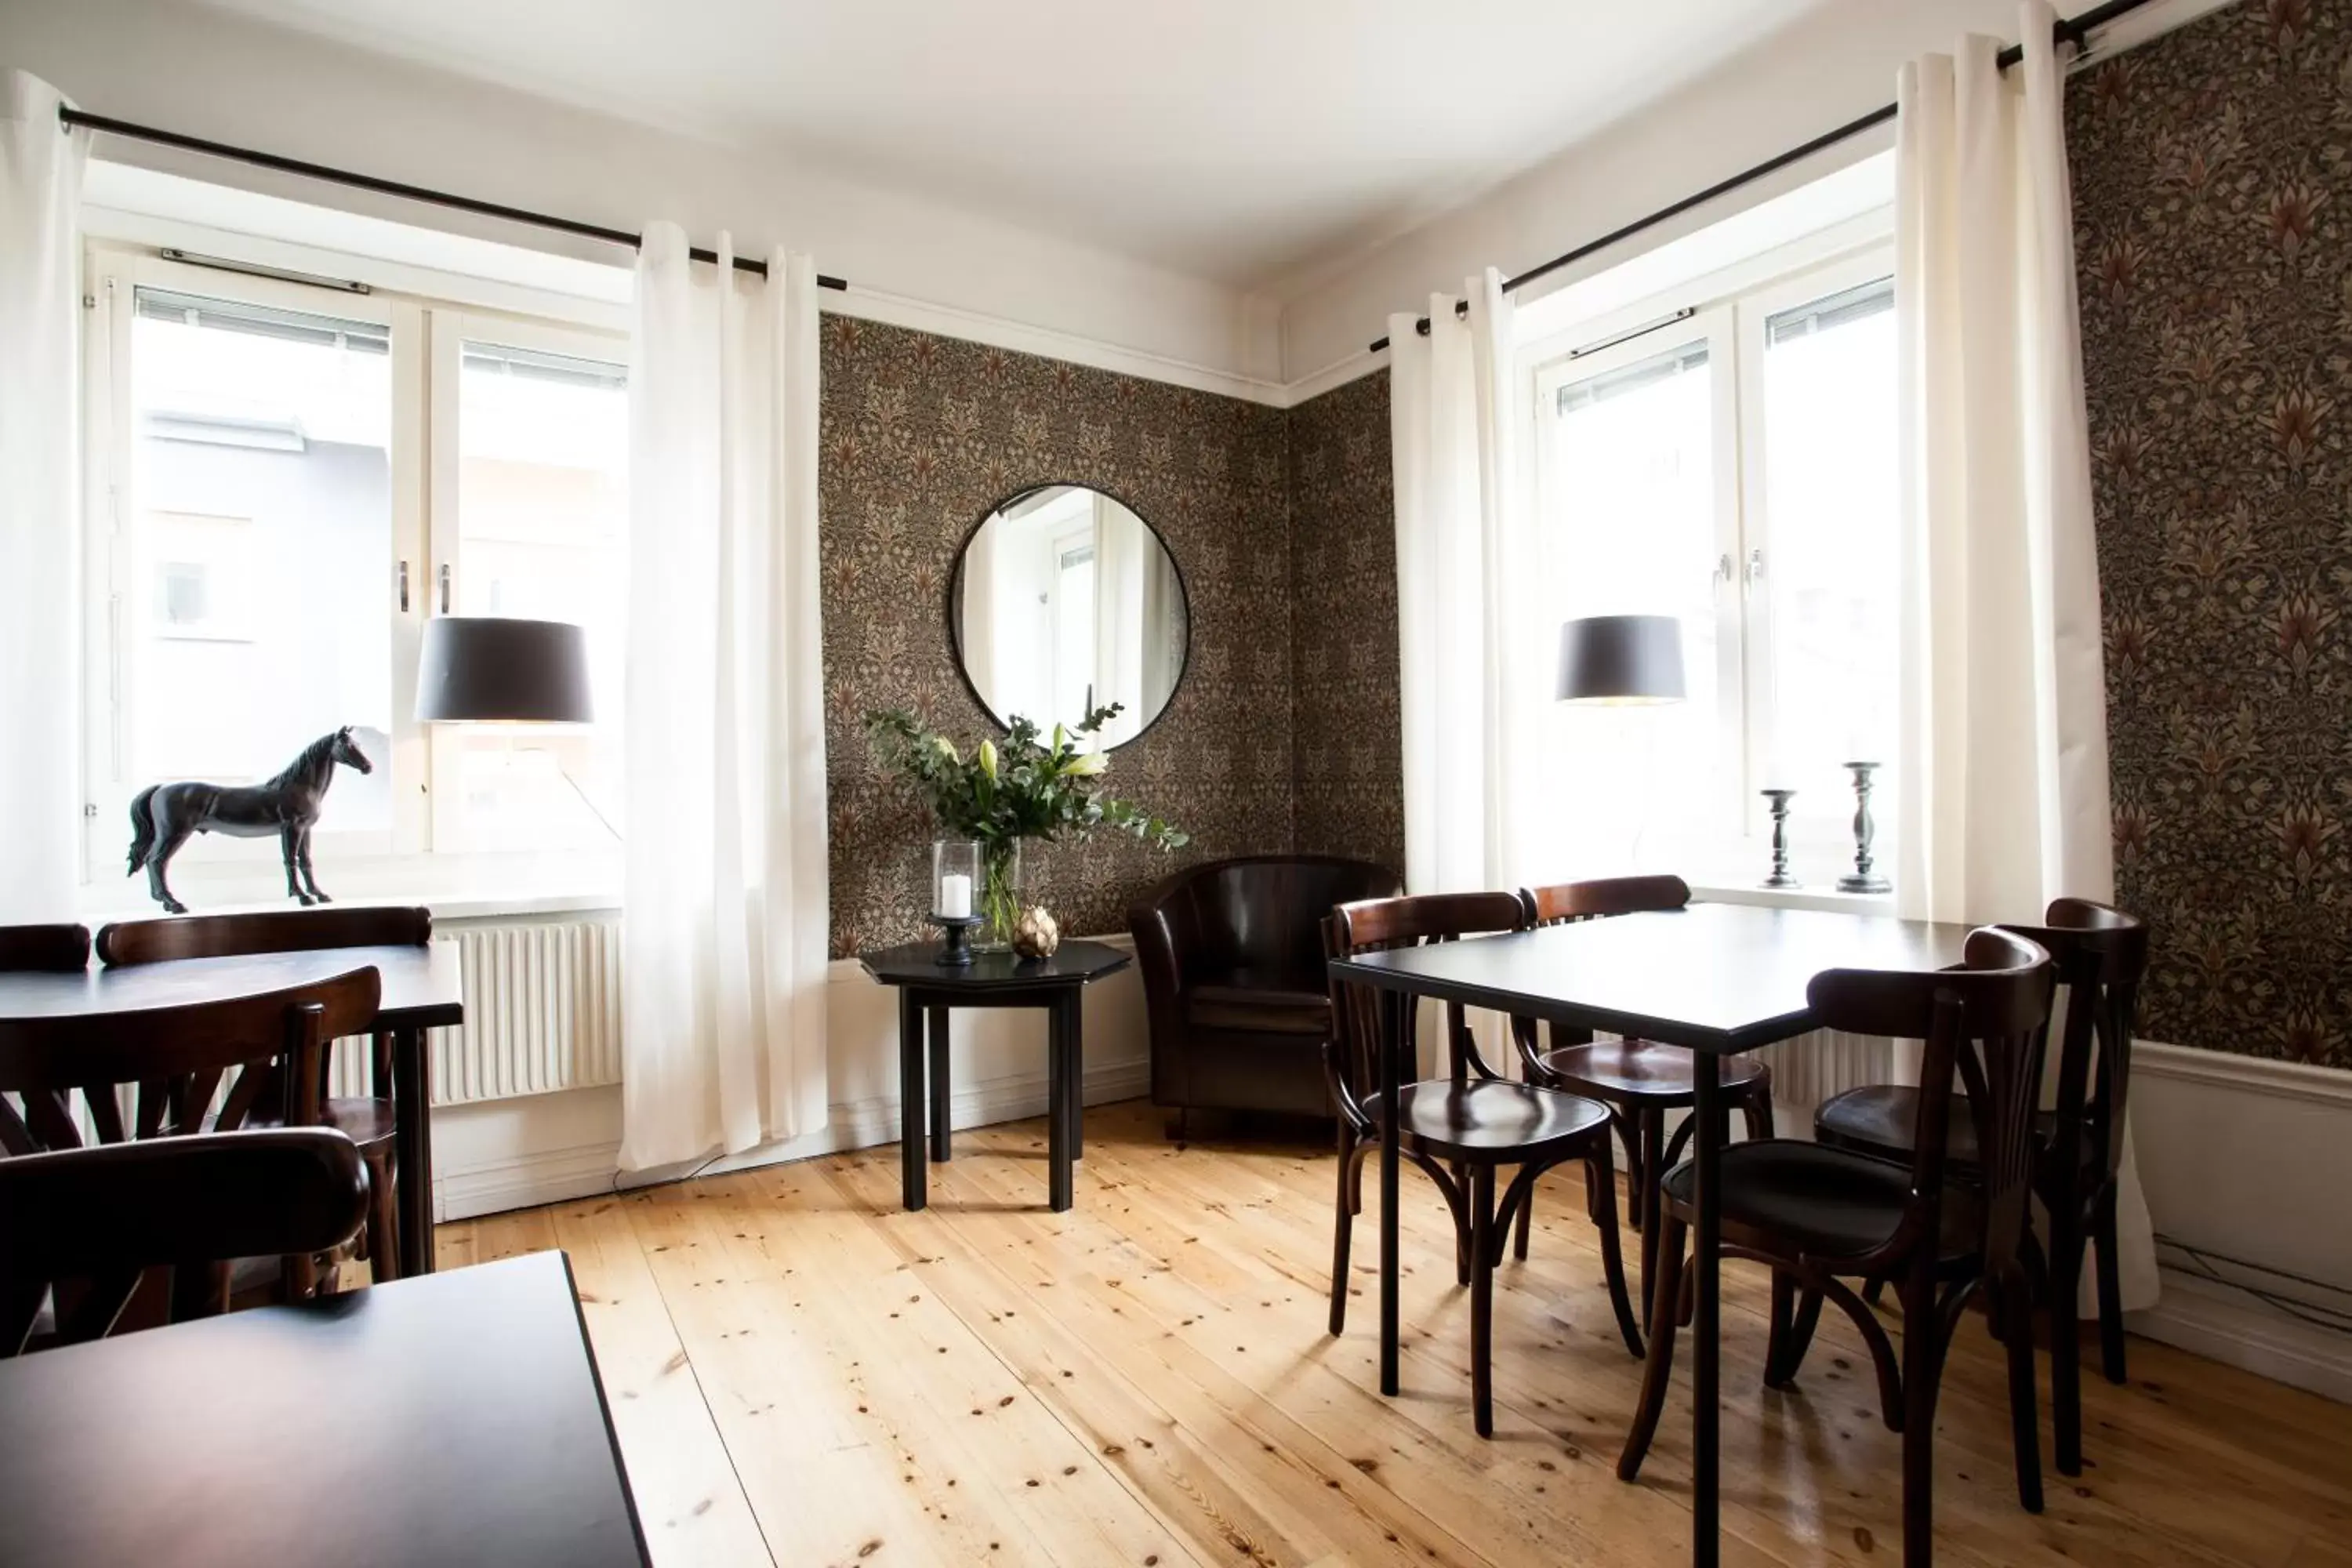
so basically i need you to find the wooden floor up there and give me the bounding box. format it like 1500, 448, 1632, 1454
437, 1102, 2352, 1568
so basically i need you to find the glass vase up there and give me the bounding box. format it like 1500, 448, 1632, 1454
975, 839, 1025, 953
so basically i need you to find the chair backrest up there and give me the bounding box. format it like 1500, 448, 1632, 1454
1808, 928, 2054, 1278
1136, 856, 1402, 982
1322, 891, 1530, 1120
1523, 875, 1690, 926
1999, 898, 2148, 1192
0, 1128, 369, 1355
0, 968, 381, 1155
96, 906, 431, 967
0, 925, 91, 973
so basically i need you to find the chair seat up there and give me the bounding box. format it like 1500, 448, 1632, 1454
1661, 1138, 1979, 1262
222, 1098, 397, 1157
1363, 1079, 1610, 1160
1185, 972, 1330, 1036
1537, 1039, 1769, 1104
1815, 1085, 2074, 1173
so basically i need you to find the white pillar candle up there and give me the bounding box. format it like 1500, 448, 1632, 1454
938, 873, 973, 920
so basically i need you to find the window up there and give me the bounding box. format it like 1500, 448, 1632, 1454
1526, 246, 1898, 887
84, 247, 628, 898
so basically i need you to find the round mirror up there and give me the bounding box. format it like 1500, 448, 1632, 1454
949, 485, 1189, 750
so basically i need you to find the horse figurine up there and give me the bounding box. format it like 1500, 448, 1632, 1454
125, 727, 374, 913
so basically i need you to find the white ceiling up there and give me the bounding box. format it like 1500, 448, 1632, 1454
172, 0, 1835, 292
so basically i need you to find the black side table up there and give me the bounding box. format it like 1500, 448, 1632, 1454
858, 939, 1131, 1213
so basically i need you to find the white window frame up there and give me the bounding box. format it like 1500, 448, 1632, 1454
1518, 215, 1897, 892
78, 236, 630, 915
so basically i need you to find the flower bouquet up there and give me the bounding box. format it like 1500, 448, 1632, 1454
865, 702, 1188, 950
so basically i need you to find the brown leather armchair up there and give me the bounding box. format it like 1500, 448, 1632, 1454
1129, 855, 1403, 1126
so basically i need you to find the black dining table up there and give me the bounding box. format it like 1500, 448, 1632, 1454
1329, 900, 1974, 1568
0, 1250, 648, 1567
0, 941, 463, 1276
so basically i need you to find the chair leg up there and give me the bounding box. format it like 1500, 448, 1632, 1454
1330, 1124, 1359, 1337
1453, 1160, 1472, 1287
2047, 1204, 2085, 1475
2002, 1271, 2045, 1514
1470, 1163, 1497, 1438
1585, 1147, 1643, 1359
1636, 1110, 1664, 1329
366, 1152, 402, 1283
2093, 1187, 2128, 1385
1740, 1082, 1775, 1142
1512, 1168, 1535, 1261
1899, 1269, 1946, 1568
1617, 1214, 1686, 1482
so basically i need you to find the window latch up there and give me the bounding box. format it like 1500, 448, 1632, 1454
1744, 548, 1766, 586
437, 563, 452, 615
1714, 553, 1735, 586
397, 561, 409, 613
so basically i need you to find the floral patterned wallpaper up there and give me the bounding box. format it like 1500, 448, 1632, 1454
818, 318, 1294, 957
1288, 370, 1405, 872
2071, 0, 2352, 1068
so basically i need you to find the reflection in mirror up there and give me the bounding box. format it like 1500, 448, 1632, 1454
952, 485, 1187, 749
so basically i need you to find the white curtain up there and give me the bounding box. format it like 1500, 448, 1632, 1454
1893, 4, 2155, 1309
0, 73, 85, 921
620, 224, 829, 1172
1389, 269, 1539, 898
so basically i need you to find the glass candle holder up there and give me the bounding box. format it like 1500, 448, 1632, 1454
931, 839, 981, 920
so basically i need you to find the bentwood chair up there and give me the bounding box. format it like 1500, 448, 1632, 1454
1515, 877, 1775, 1317
1617, 929, 2056, 1568
1324, 892, 1643, 1437
0, 924, 91, 973
0, 1128, 369, 1354
96, 906, 430, 1281
0, 967, 382, 1330
1813, 898, 2148, 1475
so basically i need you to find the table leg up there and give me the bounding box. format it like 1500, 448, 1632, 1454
390, 1025, 435, 1276
898, 991, 927, 1211
1379, 986, 1402, 1397
1691, 1053, 1723, 1567
1065, 990, 1085, 1163
1047, 995, 1074, 1212
927, 1006, 952, 1163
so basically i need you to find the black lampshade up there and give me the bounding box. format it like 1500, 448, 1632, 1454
1555, 614, 1686, 705
415, 617, 594, 724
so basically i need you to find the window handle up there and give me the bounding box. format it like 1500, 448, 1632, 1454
1714, 553, 1735, 586
437, 563, 452, 615
397, 561, 409, 613
1744, 548, 1766, 586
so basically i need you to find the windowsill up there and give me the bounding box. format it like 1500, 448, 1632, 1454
77, 885, 622, 925
1688, 880, 1895, 916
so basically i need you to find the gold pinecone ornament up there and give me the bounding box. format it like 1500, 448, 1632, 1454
1012, 906, 1060, 960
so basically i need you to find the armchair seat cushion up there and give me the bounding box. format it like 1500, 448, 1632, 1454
1185, 970, 1330, 1036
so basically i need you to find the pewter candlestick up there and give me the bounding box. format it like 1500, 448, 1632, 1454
1837, 761, 1892, 894
1760, 788, 1799, 889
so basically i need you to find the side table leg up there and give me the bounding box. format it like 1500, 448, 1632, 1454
927, 1005, 952, 1163
1047, 995, 1074, 1212
1066, 989, 1085, 1163
898, 991, 927, 1211
1691, 1053, 1723, 1567
391, 1024, 435, 1275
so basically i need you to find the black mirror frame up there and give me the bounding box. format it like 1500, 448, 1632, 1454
944, 481, 1192, 753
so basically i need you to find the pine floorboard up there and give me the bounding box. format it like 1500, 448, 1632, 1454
437, 1101, 2352, 1568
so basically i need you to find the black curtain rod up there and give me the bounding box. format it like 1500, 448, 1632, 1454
1366, 0, 2151, 354
58, 104, 848, 290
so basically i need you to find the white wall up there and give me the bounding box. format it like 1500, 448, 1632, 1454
0, 0, 1277, 386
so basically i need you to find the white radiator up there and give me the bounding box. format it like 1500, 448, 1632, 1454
1753, 1029, 1905, 1126
325, 914, 623, 1107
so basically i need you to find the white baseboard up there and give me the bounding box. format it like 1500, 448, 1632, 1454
434, 1055, 1150, 1221
2129, 1266, 2352, 1406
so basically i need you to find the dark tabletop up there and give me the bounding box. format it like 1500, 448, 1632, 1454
0, 941, 465, 1029
1329, 902, 1977, 1054
0, 1250, 646, 1568
860, 938, 1131, 989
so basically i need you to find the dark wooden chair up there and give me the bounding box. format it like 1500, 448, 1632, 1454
0, 924, 91, 973
0, 1127, 370, 1354
96, 906, 429, 1281
1813, 898, 2148, 1475
1617, 928, 2055, 1568
0, 966, 381, 1333
1324, 892, 1642, 1437
1515, 877, 1776, 1319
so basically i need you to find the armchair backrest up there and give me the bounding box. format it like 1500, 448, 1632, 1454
1130, 855, 1400, 990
